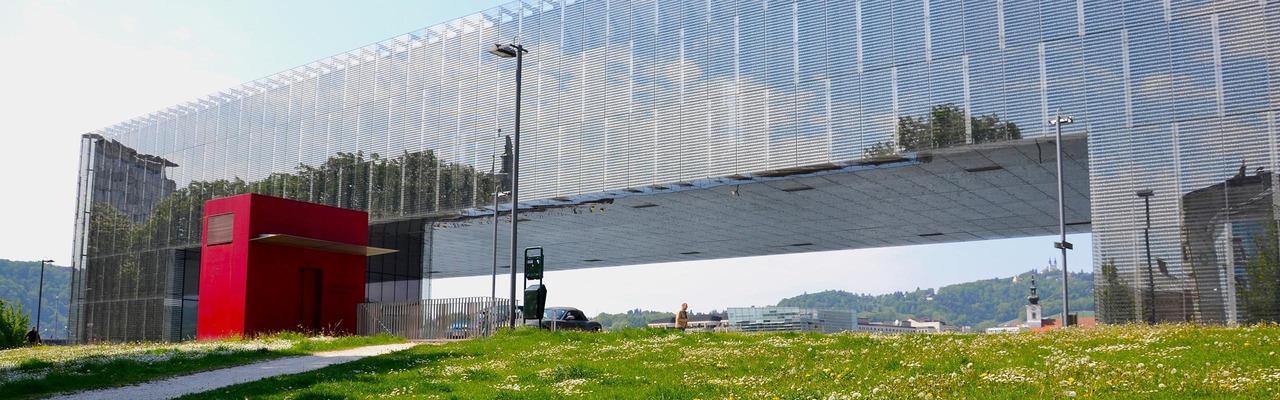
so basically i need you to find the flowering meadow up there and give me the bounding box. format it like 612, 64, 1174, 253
1, 332, 404, 399
183, 324, 1278, 399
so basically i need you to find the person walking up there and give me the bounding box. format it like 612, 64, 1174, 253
676, 303, 689, 331
26, 327, 41, 346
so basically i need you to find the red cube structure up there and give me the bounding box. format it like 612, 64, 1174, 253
196, 194, 391, 340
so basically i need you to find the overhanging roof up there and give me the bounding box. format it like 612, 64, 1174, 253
388, 134, 1090, 278
252, 234, 399, 256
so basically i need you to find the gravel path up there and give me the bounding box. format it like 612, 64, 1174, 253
50, 342, 419, 400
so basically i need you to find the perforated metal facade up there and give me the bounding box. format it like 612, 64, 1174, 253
71, 0, 1280, 342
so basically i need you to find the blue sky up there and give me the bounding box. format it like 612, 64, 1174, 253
0, 0, 1090, 317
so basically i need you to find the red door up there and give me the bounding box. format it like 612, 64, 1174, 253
298, 268, 322, 333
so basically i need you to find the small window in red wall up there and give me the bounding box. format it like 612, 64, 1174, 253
207, 213, 234, 245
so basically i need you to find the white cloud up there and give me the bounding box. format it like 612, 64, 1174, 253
174, 26, 191, 41
0, 1, 240, 262
118, 14, 137, 32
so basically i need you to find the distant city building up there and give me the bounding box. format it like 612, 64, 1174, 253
985, 326, 1024, 334
1030, 317, 1097, 332
854, 318, 969, 334
647, 315, 724, 332
726, 307, 856, 333
904, 318, 969, 333
855, 318, 929, 334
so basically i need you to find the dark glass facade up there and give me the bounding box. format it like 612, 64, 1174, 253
71, 0, 1280, 342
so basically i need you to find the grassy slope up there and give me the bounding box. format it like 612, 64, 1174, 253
182, 324, 1280, 399
1, 333, 405, 399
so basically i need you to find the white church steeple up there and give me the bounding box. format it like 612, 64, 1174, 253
1026, 277, 1043, 328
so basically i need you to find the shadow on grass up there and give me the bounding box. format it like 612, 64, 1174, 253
4, 352, 284, 400
2, 335, 405, 400
176, 347, 466, 399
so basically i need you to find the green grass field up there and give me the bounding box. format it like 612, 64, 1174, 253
179, 324, 1279, 399
0, 332, 405, 399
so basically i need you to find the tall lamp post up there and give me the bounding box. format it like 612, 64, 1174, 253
36, 259, 54, 335
1049, 110, 1074, 327
491, 133, 511, 302
491, 152, 499, 302
1137, 189, 1156, 324
489, 42, 527, 329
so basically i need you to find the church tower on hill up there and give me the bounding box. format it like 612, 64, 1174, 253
1026, 277, 1043, 328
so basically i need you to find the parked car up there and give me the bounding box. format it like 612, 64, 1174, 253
446, 321, 470, 339
539, 307, 602, 331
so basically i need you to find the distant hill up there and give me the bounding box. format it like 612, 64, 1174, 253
0, 259, 71, 339
776, 269, 1094, 331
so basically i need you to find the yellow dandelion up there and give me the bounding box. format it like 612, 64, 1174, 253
1068, 377, 1075, 382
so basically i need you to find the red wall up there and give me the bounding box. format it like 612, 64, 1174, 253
197, 194, 368, 340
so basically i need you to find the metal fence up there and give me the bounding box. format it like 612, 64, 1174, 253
357, 297, 512, 340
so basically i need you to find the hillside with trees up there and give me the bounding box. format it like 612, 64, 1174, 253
777, 269, 1094, 331
0, 259, 71, 339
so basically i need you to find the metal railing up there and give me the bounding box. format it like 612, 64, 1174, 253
357, 297, 511, 340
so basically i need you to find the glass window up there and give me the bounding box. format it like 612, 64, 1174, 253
1040, 0, 1079, 41
1168, 16, 1217, 122
829, 73, 862, 161
964, 0, 999, 53
1083, 0, 1124, 35
1003, 0, 1042, 47
893, 0, 925, 65
1128, 23, 1172, 127
860, 1, 892, 70
1219, 9, 1270, 115
1083, 31, 1126, 133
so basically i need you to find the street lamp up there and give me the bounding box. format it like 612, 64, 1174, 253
491, 133, 511, 303
1137, 189, 1156, 324
489, 42, 527, 329
36, 259, 54, 336
1049, 110, 1074, 327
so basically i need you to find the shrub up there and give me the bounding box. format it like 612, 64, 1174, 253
0, 299, 31, 349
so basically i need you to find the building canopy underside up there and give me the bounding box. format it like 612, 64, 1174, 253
417, 134, 1090, 278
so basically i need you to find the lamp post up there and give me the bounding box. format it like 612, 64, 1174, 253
489, 42, 527, 329
36, 259, 54, 335
1137, 189, 1156, 324
1049, 110, 1074, 327
491, 133, 510, 302
491, 153, 500, 302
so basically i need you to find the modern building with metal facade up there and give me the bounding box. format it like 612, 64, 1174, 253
70, 0, 1279, 342
727, 306, 858, 333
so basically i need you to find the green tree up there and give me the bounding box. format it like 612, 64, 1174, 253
0, 298, 31, 349
970, 113, 1022, 144
891, 104, 1022, 154
1243, 217, 1280, 323
1097, 258, 1137, 324
897, 103, 968, 152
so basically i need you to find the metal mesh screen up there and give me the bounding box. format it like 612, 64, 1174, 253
70, 0, 1280, 343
